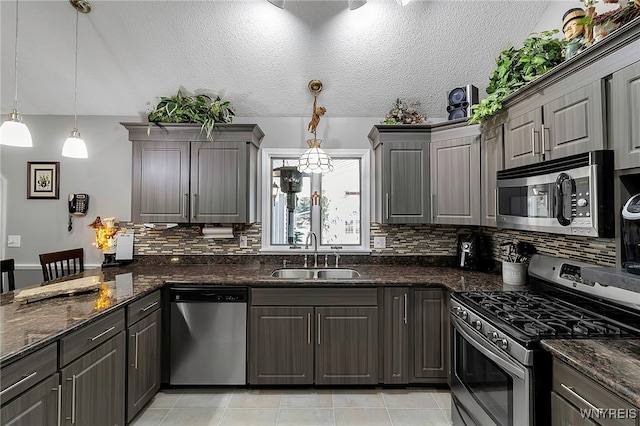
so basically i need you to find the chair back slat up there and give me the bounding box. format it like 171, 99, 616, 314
39, 249, 85, 282
1, 259, 16, 293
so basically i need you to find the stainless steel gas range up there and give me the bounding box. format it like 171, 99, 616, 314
450, 254, 640, 426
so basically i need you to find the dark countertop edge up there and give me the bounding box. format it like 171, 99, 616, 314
540, 340, 640, 408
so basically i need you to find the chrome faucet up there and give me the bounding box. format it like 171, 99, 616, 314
305, 232, 318, 268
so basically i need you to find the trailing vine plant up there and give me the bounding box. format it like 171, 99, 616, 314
469, 30, 567, 124
147, 89, 234, 139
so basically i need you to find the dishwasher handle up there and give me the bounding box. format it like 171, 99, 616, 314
170, 287, 248, 303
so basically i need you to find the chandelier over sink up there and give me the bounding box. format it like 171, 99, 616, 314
298, 80, 333, 174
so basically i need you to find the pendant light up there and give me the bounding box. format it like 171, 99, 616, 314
299, 80, 333, 174
62, 0, 91, 159
0, 0, 33, 147
396, 0, 413, 5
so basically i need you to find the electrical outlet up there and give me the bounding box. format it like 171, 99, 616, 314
373, 236, 386, 249
7, 235, 21, 248
239, 235, 248, 248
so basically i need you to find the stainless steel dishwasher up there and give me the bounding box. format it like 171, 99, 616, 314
169, 286, 248, 385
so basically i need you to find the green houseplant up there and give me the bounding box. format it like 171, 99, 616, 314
469, 30, 567, 124
147, 90, 235, 139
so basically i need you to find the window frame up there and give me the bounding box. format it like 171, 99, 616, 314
261, 148, 371, 254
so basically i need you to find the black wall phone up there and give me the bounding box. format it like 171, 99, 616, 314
68, 194, 89, 231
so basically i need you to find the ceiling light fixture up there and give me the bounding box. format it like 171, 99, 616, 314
299, 80, 333, 174
395, 0, 413, 5
348, 0, 367, 10
267, 0, 285, 8
62, 0, 91, 159
0, 0, 33, 148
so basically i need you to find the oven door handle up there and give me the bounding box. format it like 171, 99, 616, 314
453, 317, 526, 381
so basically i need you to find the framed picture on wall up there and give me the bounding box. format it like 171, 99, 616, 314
27, 162, 60, 199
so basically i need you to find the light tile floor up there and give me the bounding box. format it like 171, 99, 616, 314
131, 388, 453, 426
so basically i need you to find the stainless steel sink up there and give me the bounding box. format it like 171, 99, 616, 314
316, 269, 361, 279
270, 268, 361, 279
269, 269, 315, 279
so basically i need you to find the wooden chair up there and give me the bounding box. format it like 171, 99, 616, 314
1, 259, 16, 293
39, 248, 84, 282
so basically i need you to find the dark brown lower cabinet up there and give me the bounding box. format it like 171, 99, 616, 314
60, 332, 126, 426
127, 308, 161, 422
0, 374, 60, 426
412, 288, 449, 383
249, 306, 315, 385
249, 305, 378, 385
551, 391, 599, 426
315, 306, 378, 385
383, 287, 409, 384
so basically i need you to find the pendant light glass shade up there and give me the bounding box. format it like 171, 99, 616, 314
348, 0, 367, 10
267, 0, 285, 8
1, 0, 32, 148
0, 110, 32, 147
298, 139, 333, 174
62, 3, 89, 159
62, 128, 88, 158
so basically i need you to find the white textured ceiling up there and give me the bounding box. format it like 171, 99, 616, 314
1, 0, 555, 120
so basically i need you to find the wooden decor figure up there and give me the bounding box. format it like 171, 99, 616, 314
563, 8, 587, 60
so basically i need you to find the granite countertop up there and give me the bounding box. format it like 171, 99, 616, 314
0, 262, 504, 365
541, 339, 640, 408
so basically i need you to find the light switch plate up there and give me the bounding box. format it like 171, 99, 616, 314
7, 235, 21, 248
373, 236, 386, 249
239, 235, 248, 248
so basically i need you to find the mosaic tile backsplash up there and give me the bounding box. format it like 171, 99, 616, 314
126, 222, 617, 266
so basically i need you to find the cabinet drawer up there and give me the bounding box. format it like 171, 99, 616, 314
127, 290, 161, 325
60, 309, 125, 367
0, 343, 57, 403
251, 287, 377, 306
553, 359, 636, 426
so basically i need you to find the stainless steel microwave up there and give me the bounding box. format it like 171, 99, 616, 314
496, 150, 614, 237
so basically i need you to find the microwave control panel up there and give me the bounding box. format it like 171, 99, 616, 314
573, 177, 591, 219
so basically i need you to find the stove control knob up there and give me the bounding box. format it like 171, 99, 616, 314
499, 338, 509, 350
577, 198, 588, 207
472, 320, 482, 331
488, 331, 499, 342
461, 311, 468, 320
453, 307, 462, 315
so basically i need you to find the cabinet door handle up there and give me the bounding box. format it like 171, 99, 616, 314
183, 193, 189, 219
192, 194, 198, 219
560, 383, 599, 412
89, 326, 115, 342
403, 293, 408, 325
541, 124, 548, 153
71, 374, 77, 424
134, 331, 140, 369
432, 194, 437, 219
307, 313, 311, 345
0, 371, 37, 396
317, 313, 321, 345
141, 301, 159, 312
55, 384, 62, 426
385, 193, 390, 220
531, 127, 537, 157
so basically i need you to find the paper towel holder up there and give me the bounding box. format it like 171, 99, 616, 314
200, 224, 246, 238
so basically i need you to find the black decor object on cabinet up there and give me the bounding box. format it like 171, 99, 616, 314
446, 85, 478, 120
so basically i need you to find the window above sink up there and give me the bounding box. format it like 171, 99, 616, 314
261, 148, 371, 254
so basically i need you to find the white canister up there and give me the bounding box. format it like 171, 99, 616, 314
502, 261, 528, 286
